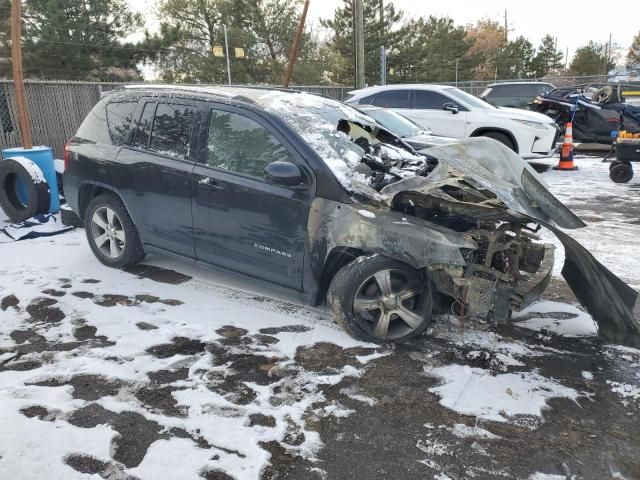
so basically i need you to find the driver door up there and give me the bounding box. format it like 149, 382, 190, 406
191, 104, 312, 290
409, 90, 468, 138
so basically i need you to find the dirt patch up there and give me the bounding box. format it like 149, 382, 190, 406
72, 291, 95, 299
135, 294, 161, 303
20, 405, 53, 420
259, 325, 312, 335
1, 359, 42, 371
41, 288, 66, 297
26, 297, 65, 323
68, 403, 162, 468
82, 278, 101, 284
147, 367, 190, 384
295, 342, 361, 373
10, 330, 33, 344
248, 413, 276, 428
32, 374, 122, 401
134, 385, 186, 417
1, 294, 19, 311
64, 454, 110, 476
201, 470, 235, 480
94, 294, 134, 307
146, 337, 207, 359
136, 321, 158, 331
125, 264, 192, 285
72, 325, 98, 340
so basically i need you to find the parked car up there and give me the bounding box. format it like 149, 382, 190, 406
479, 81, 554, 109
346, 84, 560, 159
63, 86, 638, 345
353, 105, 456, 150
531, 83, 640, 144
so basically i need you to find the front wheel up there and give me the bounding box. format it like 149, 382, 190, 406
610, 162, 633, 183
327, 255, 433, 343
84, 193, 145, 268
481, 131, 516, 152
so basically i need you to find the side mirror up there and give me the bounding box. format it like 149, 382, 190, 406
264, 161, 303, 187
443, 102, 459, 114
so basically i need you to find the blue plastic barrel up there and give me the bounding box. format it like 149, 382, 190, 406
1, 146, 59, 213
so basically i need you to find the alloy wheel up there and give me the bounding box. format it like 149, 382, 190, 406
90, 206, 126, 259
352, 268, 427, 340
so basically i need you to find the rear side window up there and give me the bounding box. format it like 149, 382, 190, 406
207, 109, 293, 179
357, 94, 377, 105
105, 101, 136, 145
148, 103, 198, 159
372, 90, 410, 108
133, 102, 156, 148
76, 97, 111, 144
414, 90, 451, 109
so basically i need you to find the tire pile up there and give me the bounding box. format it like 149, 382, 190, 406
0, 157, 51, 223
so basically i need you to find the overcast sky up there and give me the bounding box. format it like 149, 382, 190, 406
128, 0, 638, 64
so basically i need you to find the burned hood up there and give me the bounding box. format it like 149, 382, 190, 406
381, 138, 585, 230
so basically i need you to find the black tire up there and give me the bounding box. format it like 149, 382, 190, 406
84, 193, 145, 268
327, 254, 433, 343
610, 163, 634, 184
481, 131, 516, 151
0, 158, 50, 223
609, 160, 620, 171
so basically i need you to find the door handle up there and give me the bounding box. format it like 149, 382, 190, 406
198, 176, 224, 191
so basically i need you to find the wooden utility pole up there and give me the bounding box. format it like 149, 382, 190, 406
10, 0, 32, 149
283, 0, 310, 88
354, 0, 365, 89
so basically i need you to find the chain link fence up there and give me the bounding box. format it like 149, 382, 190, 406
0, 75, 618, 157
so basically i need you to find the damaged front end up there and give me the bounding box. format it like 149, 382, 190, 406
376, 139, 639, 345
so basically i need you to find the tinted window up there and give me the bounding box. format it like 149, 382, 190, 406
149, 103, 198, 159
372, 90, 410, 108
358, 94, 377, 105
76, 97, 111, 144
414, 90, 452, 109
134, 102, 156, 148
207, 110, 293, 179
105, 101, 136, 145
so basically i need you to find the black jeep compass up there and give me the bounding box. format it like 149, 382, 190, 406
63, 86, 639, 345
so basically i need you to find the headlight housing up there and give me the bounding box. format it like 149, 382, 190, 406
511, 119, 548, 130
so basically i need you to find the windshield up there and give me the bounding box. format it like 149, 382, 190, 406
363, 109, 421, 138
445, 88, 495, 110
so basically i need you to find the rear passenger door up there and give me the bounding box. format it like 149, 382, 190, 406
115, 99, 200, 257
191, 104, 312, 290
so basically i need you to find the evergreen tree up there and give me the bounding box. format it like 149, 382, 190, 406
496, 36, 535, 79
531, 34, 563, 77
13, 0, 147, 80
320, 0, 410, 85
627, 31, 640, 70
394, 16, 477, 83
570, 41, 615, 76
0, 0, 10, 77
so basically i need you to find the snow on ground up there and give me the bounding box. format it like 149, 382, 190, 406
537, 155, 640, 288
1, 153, 639, 479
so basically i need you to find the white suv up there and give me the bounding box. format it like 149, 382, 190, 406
346, 85, 559, 160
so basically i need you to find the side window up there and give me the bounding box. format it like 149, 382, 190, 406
207, 109, 293, 179
76, 97, 111, 144
133, 101, 156, 148
372, 90, 410, 108
414, 90, 453, 109
358, 94, 377, 105
148, 103, 198, 159
105, 101, 137, 145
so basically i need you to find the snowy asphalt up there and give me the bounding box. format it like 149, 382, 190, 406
1, 155, 639, 480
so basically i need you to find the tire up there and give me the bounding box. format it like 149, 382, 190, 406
0, 158, 50, 223
481, 131, 516, 152
84, 193, 145, 268
609, 163, 634, 184
327, 254, 433, 343
593, 86, 614, 104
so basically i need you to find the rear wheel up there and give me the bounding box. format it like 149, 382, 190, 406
327, 255, 433, 343
609, 162, 634, 183
84, 193, 145, 268
481, 131, 516, 151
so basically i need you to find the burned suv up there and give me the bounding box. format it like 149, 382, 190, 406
63, 86, 639, 345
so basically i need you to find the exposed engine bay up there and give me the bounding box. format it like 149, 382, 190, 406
334, 118, 639, 346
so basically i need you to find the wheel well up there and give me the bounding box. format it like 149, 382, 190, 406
471, 128, 518, 153
77, 184, 114, 219
317, 247, 364, 304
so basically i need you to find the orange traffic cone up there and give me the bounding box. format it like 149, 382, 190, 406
553, 122, 578, 170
